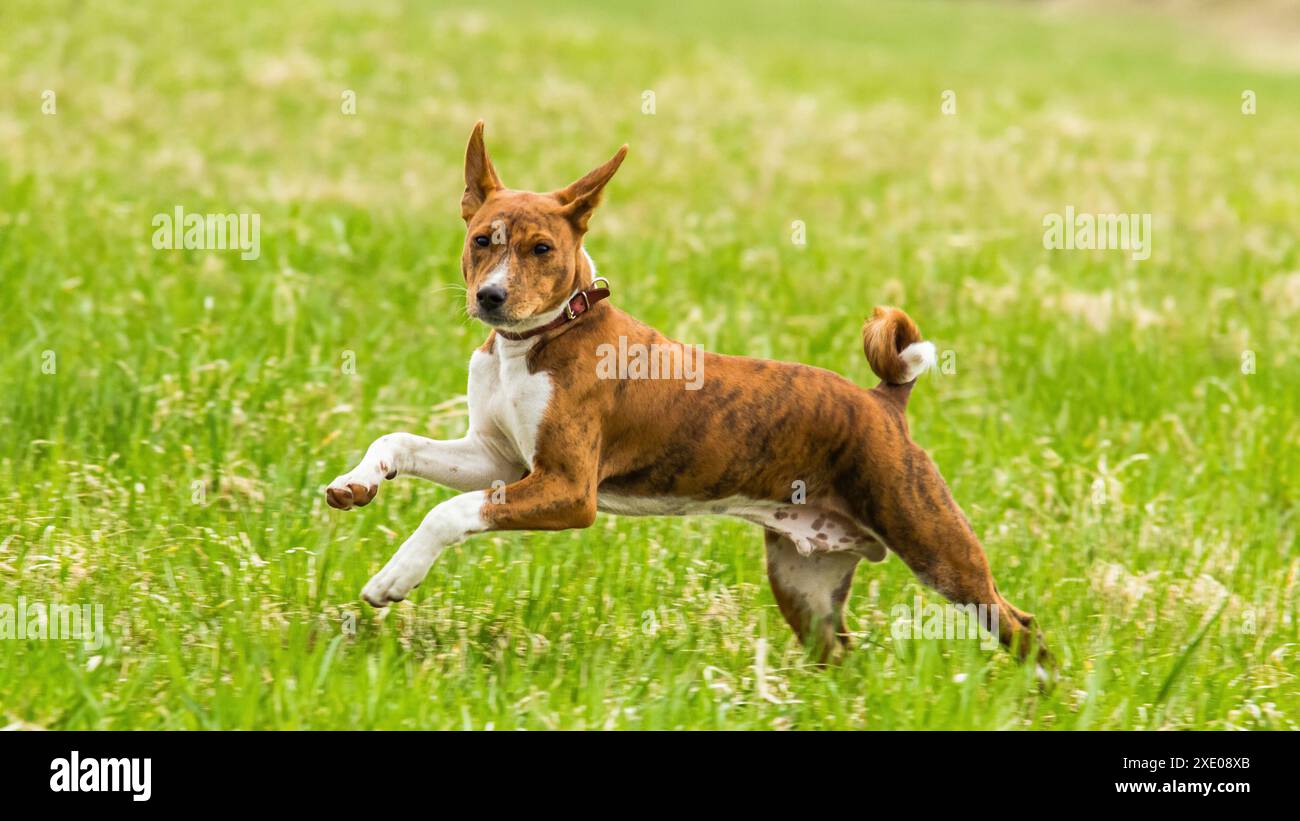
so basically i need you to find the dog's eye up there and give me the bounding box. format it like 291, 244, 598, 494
533, 243, 551, 255
474, 235, 490, 247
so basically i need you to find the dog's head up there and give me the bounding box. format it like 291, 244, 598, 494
459, 121, 626, 332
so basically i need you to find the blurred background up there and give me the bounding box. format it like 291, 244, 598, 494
0, 0, 1296, 729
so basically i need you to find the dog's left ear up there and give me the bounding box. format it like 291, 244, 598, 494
554, 145, 628, 232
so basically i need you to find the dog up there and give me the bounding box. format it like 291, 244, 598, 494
326, 121, 1052, 671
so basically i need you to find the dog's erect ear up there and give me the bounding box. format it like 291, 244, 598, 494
554, 145, 627, 232
462, 120, 503, 221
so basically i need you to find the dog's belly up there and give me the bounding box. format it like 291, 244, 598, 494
596, 492, 887, 562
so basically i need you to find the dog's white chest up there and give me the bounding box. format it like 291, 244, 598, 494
467, 344, 552, 468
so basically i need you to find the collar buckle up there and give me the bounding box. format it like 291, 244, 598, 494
564, 277, 610, 320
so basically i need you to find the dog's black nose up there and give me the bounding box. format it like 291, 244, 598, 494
476, 285, 507, 311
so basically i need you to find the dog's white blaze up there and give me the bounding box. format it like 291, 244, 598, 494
899, 340, 936, 382
597, 493, 887, 561
482, 255, 510, 289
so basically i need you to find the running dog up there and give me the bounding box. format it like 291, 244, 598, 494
326, 122, 1051, 670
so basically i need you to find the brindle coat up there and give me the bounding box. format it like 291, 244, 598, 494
327, 122, 1051, 672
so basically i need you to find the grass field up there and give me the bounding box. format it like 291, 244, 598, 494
1, 0, 1297, 729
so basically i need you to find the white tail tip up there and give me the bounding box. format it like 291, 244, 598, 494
898, 341, 936, 383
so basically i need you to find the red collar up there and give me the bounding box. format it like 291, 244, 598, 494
496, 277, 610, 341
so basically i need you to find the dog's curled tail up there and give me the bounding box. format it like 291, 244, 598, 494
863, 306, 936, 386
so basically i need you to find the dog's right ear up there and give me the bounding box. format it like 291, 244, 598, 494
462, 121, 503, 221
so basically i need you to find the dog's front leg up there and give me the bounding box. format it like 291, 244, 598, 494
360, 490, 490, 606
326, 431, 522, 510
361, 470, 596, 607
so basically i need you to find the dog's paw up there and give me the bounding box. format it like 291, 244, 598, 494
361, 547, 434, 607
325, 465, 388, 511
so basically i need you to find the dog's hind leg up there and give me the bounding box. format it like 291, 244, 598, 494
764, 528, 860, 664
857, 441, 1053, 675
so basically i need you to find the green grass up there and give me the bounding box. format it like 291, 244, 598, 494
1, 0, 1297, 729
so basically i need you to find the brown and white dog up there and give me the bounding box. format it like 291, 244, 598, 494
326, 122, 1051, 671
